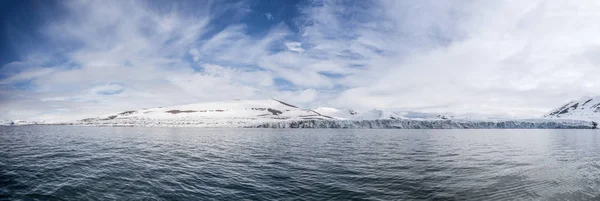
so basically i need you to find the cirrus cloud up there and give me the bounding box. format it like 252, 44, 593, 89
1, 0, 599, 121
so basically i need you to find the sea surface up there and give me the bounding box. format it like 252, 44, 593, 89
2, 126, 600, 200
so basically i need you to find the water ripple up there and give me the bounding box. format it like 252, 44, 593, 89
2, 127, 600, 200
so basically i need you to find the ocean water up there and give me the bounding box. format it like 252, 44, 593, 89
1, 126, 600, 200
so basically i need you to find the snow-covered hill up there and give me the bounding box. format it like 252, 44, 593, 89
543, 96, 600, 121
0, 120, 44, 126
8, 98, 595, 129
73, 99, 334, 127
74, 99, 456, 127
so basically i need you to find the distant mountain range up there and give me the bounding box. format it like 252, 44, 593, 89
73, 99, 333, 127
70, 99, 470, 126
57, 99, 455, 127
2, 97, 599, 128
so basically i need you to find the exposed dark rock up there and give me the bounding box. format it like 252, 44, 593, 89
165, 110, 197, 114
272, 99, 299, 108
570, 103, 579, 110
267, 108, 283, 115
583, 99, 593, 106
118, 111, 136, 116
551, 103, 579, 116
101, 115, 117, 120
548, 103, 573, 116
308, 110, 334, 119
349, 110, 357, 115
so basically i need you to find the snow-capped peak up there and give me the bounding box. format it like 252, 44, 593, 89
543, 96, 600, 121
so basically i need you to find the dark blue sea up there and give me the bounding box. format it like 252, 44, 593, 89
2, 126, 600, 200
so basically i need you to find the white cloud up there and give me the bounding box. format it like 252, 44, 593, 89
0, 0, 278, 121
275, 89, 318, 105
295, 0, 600, 118
2, 0, 600, 120
265, 13, 274, 20
284, 41, 304, 53
0, 68, 56, 84
188, 48, 201, 62
87, 84, 124, 95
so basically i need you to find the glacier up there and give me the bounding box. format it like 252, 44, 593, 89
5, 98, 599, 129
59, 118, 597, 129
248, 119, 597, 129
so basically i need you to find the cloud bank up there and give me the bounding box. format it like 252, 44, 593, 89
1, 0, 599, 121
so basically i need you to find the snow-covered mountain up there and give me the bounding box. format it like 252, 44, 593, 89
73, 99, 334, 127
5, 98, 596, 129
72, 99, 463, 127
543, 96, 600, 121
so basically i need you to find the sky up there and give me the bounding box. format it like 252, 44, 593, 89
1, 0, 600, 121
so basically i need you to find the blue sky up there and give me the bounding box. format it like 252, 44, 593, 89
1, 0, 600, 121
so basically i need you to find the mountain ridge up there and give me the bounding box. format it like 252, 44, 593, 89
3, 97, 599, 128
543, 96, 600, 121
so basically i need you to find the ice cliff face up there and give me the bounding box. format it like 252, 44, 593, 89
543, 96, 600, 121
248, 119, 597, 129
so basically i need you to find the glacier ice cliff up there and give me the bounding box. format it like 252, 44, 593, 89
18, 118, 597, 129
9, 98, 600, 129
246, 119, 597, 129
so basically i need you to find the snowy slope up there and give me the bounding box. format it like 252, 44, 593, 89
543, 96, 600, 121
313, 107, 405, 120
33, 98, 598, 128
75, 99, 333, 127
313, 107, 455, 120
72, 99, 464, 127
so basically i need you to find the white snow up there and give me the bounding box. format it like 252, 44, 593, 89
0, 119, 44, 126
543, 96, 600, 121
73, 99, 333, 127
313, 107, 455, 120
5, 98, 595, 129
313, 107, 408, 120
